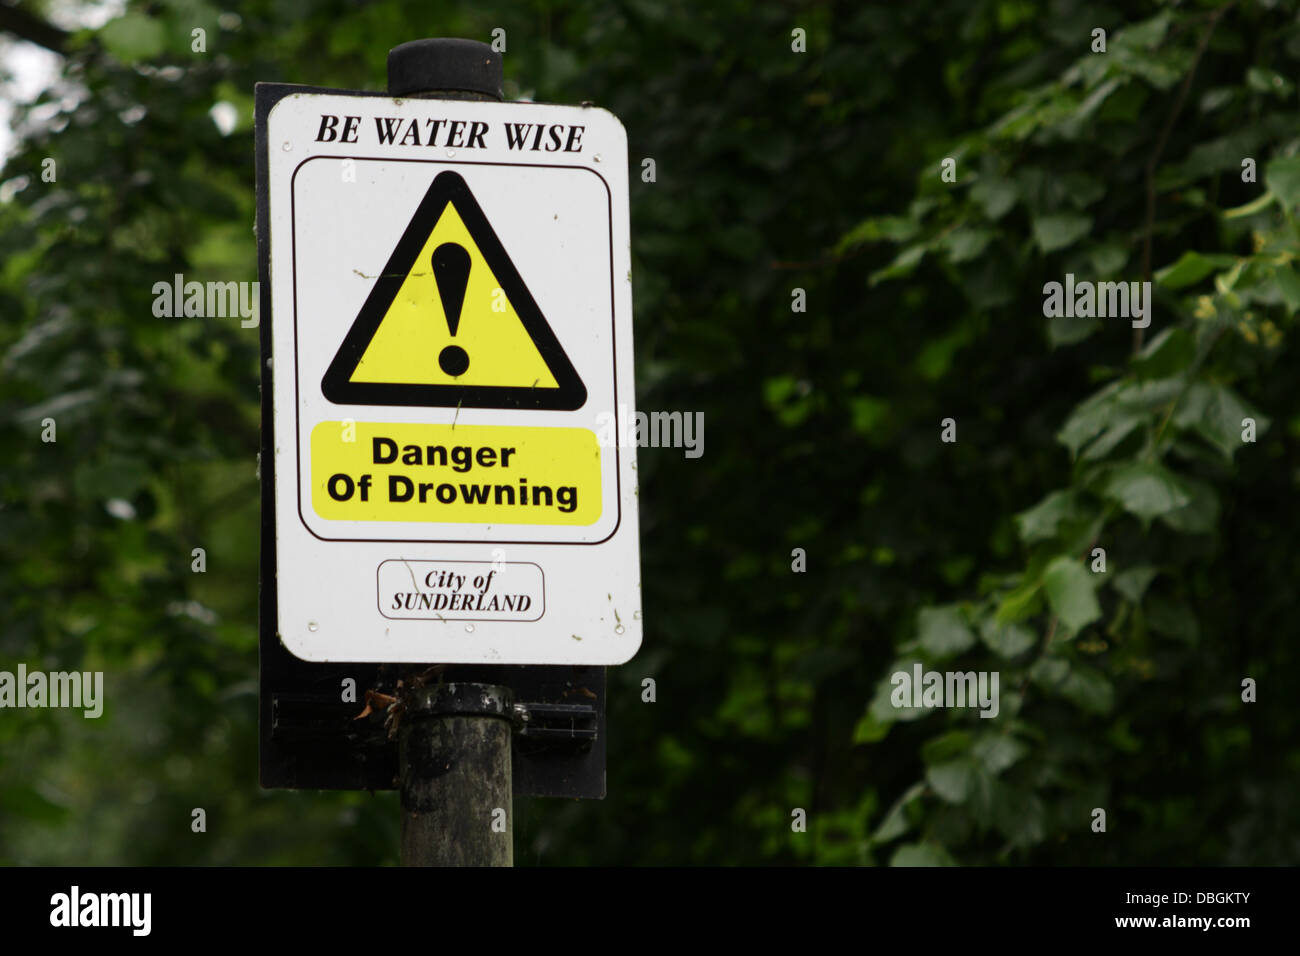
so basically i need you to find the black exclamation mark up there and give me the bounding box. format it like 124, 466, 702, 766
433, 242, 471, 376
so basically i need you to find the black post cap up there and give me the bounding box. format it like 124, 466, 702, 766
387, 38, 503, 99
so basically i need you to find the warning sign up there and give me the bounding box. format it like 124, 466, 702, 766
264, 90, 639, 666
322, 171, 586, 410
311, 421, 601, 524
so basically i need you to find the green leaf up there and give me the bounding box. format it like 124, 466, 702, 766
1154, 251, 1234, 290
1047, 314, 1100, 347
869, 669, 930, 724
991, 783, 1047, 848
1121, 378, 1189, 412
1066, 77, 1124, 132
1172, 383, 1267, 461
1089, 239, 1130, 276
926, 758, 977, 804
914, 319, 977, 381
1060, 665, 1115, 714
942, 226, 996, 263
1114, 11, 1170, 49
763, 375, 815, 427
979, 618, 1037, 658
970, 173, 1018, 220
852, 709, 891, 744
1112, 565, 1159, 603
1265, 156, 1300, 210
872, 782, 925, 843
1101, 462, 1192, 522
1031, 212, 1092, 253
837, 214, 919, 252
1058, 382, 1124, 456
1042, 556, 1102, 632
869, 244, 926, 285
1272, 263, 1300, 313
1110, 13, 1180, 90
99, 13, 167, 62
1080, 411, 1146, 460
972, 734, 1029, 775
0, 784, 72, 825
917, 605, 976, 659
1247, 67, 1294, 97
848, 395, 889, 436
1158, 475, 1220, 534
1030, 656, 1070, 688
1015, 490, 1087, 543
890, 842, 957, 867
72, 455, 150, 502
995, 580, 1043, 624
922, 730, 974, 765
1132, 327, 1195, 379
1174, 136, 1258, 184
961, 254, 1017, 309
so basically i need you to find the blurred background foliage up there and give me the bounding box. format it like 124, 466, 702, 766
1, 0, 1298, 865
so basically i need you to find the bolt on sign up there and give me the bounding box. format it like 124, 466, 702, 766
261, 90, 640, 665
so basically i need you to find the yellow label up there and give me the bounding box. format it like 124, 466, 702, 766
311, 421, 601, 525
349, 203, 557, 389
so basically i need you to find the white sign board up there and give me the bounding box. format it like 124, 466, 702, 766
265, 91, 640, 664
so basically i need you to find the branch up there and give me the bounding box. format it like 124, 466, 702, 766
0, 1, 69, 55
1137, 0, 1237, 353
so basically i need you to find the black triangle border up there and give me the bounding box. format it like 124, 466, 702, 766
321, 170, 587, 410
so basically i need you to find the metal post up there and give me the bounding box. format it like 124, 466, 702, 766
387, 38, 504, 102
387, 39, 512, 867
399, 683, 514, 866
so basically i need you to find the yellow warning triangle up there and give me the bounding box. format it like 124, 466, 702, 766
322, 171, 586, 410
